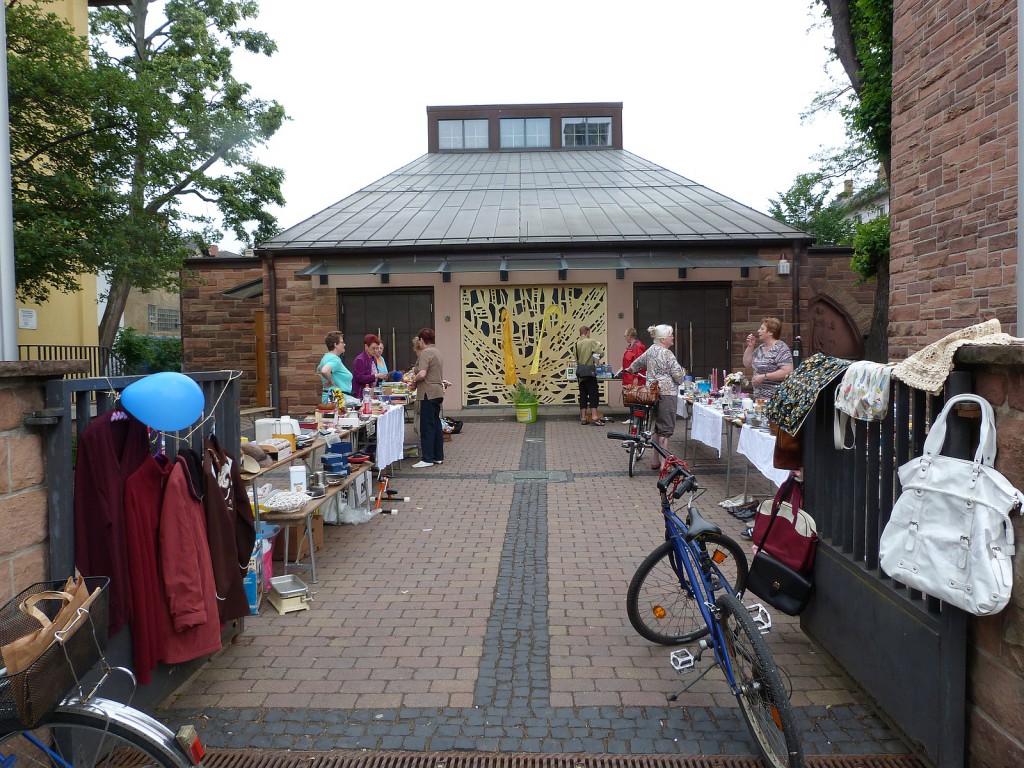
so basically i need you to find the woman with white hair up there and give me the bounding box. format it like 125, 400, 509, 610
624, 324, 685, 471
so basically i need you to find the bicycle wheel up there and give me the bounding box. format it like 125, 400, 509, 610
628, 444, 639, 477
716, 593, 803, 768
0, 698, 195, 767
626, 533, 747, 644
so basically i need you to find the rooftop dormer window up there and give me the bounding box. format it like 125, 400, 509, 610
499, 118, 551, 148
561, 116, 612, 147
439, 119, 489, 150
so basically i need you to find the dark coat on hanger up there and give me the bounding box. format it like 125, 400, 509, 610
74, 410, 151, 635
202, 435, 257, 623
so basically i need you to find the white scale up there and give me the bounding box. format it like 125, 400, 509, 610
267, 574, 312, 614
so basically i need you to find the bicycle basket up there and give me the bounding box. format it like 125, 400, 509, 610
0, 576, 109, 731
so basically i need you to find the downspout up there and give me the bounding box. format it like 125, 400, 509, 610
1018, 0, 1023, 332
264, 249, 281, 414
792, 241, 804, 365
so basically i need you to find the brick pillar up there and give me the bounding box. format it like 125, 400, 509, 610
0, 362, 77, 602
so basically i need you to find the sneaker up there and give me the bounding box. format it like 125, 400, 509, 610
411, 461, 433, 469
434, 460, 444, 465
740, 527, 754, 540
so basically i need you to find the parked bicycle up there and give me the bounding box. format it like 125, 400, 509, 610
621, 401, 656, 477
0, 577, 204, 767
608, 431, 803, 768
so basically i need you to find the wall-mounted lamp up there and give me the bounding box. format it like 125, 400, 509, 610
777, 254, 791, 276
381, 273, 390, 284
442, 272, 451, 283
500, 270, 509, 282
677, 268, 687, 279
615, 268, 625, 280
558, 269, 567, 281
740, 267, 750, 278
319, 274, 328, 286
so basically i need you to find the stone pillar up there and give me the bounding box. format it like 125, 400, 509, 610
0, 362, 81, 602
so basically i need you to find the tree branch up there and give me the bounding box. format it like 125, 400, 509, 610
822, 0, 862, 94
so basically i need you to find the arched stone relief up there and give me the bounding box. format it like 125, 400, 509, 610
808, 295, 865, 359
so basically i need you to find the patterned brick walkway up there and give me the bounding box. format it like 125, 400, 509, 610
159, 416, 912, 759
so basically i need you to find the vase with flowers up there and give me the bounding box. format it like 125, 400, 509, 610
723, 371, 747, 401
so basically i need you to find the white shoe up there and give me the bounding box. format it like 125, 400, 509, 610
411, 460, 433, 468
621, 419, 630, 424
434, 460, 444, 465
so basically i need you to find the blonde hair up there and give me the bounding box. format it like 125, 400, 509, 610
648, 324, 673, 341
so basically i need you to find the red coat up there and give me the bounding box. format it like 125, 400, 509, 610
622, 341, 647, 387
158, 453, 223, 664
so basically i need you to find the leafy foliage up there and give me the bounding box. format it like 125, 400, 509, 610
5, 1, 286, 346
112, 326, 183, 374
851, 213, 889, 282
769, 173, 857, 245
509, 381, 539, 405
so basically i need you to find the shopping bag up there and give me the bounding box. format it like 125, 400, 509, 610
752, 477, 818, 572
879, 394, 1024, 615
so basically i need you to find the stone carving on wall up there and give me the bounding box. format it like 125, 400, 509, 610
808, 297, 864, 359
460, 285, 607, 406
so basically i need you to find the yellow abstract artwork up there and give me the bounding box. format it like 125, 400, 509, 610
460, 285, 607, 405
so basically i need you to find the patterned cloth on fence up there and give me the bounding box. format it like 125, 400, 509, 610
892, 318, 1016, 394
764, 353, 852, 436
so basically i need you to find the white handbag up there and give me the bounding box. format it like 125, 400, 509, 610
879, 394, 1023, 615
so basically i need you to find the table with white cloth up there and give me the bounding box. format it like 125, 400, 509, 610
690, 401, 724, 457
373, 404, 405, 470
736, 424, 791, 498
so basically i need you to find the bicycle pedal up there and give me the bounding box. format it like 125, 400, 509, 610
747, 602, 773, 634
669, 648, 696, 673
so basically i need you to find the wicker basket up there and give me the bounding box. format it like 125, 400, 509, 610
0, 577, 109, 731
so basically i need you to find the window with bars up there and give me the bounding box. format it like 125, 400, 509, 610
147, 305, 180, 333
561, 116, 612, 147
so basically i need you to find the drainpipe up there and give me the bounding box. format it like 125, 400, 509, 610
792, 242, 804, 365
1018, 0, 1023, 333
264, 250, 281, 414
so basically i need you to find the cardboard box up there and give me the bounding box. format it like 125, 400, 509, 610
272, 514, 324, 561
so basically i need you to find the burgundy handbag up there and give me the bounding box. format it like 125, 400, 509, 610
752, 477, 818, 572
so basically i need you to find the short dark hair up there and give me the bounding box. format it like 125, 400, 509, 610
325, 331, 343, 349
762, 317, 783, 340
417, 327, 435, 345
364, 333, 382, 347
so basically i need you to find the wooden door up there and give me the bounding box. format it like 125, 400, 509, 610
339, 289, 434, 372
634, 284, 731, 377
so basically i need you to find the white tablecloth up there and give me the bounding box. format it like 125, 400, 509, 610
690, 402, 723, 457
374, 405, 405, 469
736, 424, 791, 487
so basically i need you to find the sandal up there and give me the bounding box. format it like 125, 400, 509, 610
592, 418, 607, 426
580, 419, 589, 425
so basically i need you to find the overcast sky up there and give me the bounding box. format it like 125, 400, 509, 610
215, 1, 848, 252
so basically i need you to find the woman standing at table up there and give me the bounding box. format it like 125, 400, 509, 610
409, 329, 450, 468
318, 331, 352, 403
625, 324, 685, 472
352, 334, 389, 397
742, 317, 794, 402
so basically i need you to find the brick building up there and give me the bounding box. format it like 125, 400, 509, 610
183, 103, 874, 414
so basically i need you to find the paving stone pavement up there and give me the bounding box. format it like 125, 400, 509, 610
158, 415, 915, 759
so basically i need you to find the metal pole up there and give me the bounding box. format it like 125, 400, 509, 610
0, 11, 19, 360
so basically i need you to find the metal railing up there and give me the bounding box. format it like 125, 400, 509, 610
19, 345, 127, 378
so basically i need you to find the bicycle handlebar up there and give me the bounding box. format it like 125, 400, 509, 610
607, 432, 697, 496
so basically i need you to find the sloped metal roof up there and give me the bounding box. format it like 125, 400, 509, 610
261, 150, 810, 252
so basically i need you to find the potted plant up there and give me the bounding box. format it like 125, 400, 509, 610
510, 381, 540, 424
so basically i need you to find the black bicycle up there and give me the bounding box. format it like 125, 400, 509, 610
622, 401, 656, 477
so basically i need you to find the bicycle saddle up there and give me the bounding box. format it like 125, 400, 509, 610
684, 507, 721, 541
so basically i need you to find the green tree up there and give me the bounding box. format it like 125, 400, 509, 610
6, 1, 117, 301
89, 0, 286, 350
769, 172, 857, 246
815, 0, 892, 361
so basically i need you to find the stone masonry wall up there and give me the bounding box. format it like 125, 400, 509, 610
181, 258, 263, 407
0, 365, 70, 602
891, 0, 1018, 361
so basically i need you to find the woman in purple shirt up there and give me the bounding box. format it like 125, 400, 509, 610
351, 334, 389, 396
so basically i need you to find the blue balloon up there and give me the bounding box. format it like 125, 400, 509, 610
122, 372, 205, 431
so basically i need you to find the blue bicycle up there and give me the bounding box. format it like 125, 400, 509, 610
609, 431, 804, 768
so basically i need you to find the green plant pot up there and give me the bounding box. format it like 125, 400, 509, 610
515, 401, 538, 423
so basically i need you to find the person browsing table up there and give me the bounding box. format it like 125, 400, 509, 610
742, 317, 794, 402
621, 327, 647, 387
625, 324, 684, 472
318, 331, 352, 403
409, 328, 451, 468
351, 333, 389, 395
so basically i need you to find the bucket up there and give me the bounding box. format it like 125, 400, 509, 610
515, 402, 538, 424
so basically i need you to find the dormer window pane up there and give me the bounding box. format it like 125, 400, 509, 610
463, 119, 489, 149
562, 116, 612, 147
439, 119, 490, 150
501, 118, 551, 148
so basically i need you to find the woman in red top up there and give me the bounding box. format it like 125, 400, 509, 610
621, 328, 646, 386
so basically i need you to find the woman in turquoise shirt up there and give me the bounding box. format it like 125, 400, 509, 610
318, 331, 353, 402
